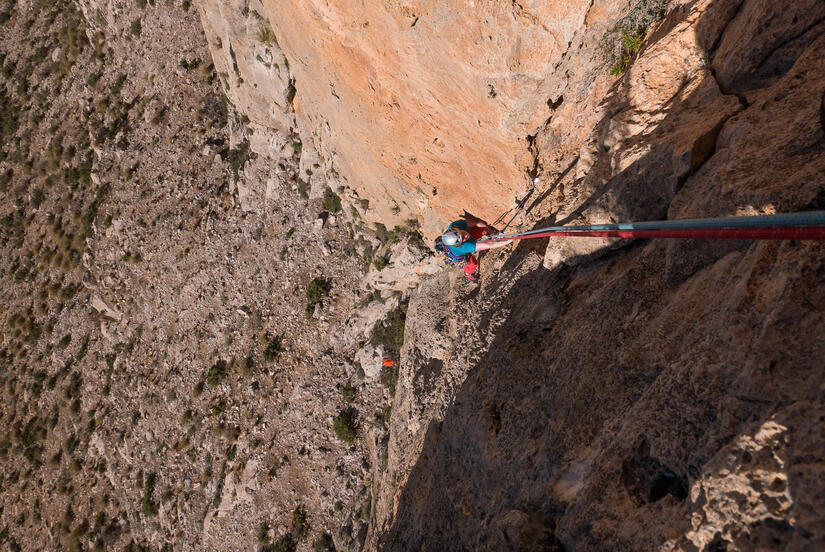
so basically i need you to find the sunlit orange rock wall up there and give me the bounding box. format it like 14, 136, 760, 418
262, 0, 593, 233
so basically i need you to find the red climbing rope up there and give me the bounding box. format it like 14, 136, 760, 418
493, 226, 825, 241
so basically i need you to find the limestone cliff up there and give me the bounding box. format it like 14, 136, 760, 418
197, 0, 825, 549
365, 0, 825, 550
196, 0, 641, 236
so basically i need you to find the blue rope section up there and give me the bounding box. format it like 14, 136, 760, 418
489, 211, 825, 240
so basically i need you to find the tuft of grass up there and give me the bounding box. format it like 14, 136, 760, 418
258, 24, 277, 45
292, 506, 308, 539
226, 140, 250, 179
296, 178, 309, 199
380, 362, 398, 398
333, 408, 357, 444
313, 532, 336, 552
130, 18, 142, 37
603, 0, 668, 75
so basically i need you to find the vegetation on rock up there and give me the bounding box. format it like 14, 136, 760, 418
603, 0, 668, 75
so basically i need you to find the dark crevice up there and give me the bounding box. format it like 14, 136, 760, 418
821, 90, 825, 134
706, 65, 749, 108
676, 117, 727, 192
525, 132, 541, 179
621, 436, 689, 506
707, 0, 747, 55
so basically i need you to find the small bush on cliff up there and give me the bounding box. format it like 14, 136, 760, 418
380, 362, 398, 397
263, 336, 283, 362
292, 505, 308, 539
322, 186, 342, 213
341, 381, 357, 403
206, 360, 228, 387
305, 278, 330, 317
313, 533, 336, 552
603, 0, 668, 75
260, 534, 296, 552
333, 408, 357, 444
142, 472, 158, 517
370, 301, 407, 359
258, 24, 277, 45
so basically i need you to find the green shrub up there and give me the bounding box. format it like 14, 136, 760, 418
205, 360, 228, 387
603, 0, 668, 75
333, 408, 357, 444
370, 302, 407, 358
110, 74, 127, 96
263, 337, 283, 362
304, 278, 330, 317
240, 355, 254, 376
374, 223, 402, 246
313, 532, 335, 552
292, 506, 308, 539
322, 186, 342, 213
226, 140, 249, 178
257, 522, 270, 544
380, 363, 398, 397
267, 534, 296, 552
130, 19, 141, 37
258, 24, 277, 44
142, 472, 158, 517
296, 178, 309, 199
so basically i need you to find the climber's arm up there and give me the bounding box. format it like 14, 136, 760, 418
473, 239, 513, 252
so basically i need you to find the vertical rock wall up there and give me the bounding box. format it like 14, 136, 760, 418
200, 0, 628, 234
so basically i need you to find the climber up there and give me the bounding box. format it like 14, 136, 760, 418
434, 217, 511, 281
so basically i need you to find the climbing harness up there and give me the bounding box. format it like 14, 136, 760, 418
482, 211, 825, 242
492, 177, 539, 234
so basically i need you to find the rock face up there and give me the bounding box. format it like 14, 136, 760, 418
363, 0, 825, 550
198, 0, 635, 235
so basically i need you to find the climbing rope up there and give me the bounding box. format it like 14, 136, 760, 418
484, 211, 825, 242
492, 177, 539, 231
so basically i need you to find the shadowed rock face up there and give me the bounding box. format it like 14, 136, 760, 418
365, 1, 825, 550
